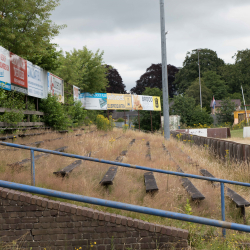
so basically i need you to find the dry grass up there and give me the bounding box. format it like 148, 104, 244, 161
0, 127, 250, 243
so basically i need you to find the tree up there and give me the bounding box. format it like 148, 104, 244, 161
105, 65, 126, 93
53, 47, 109, 100
216, 98, 236, 124
185, 78, 212, 110
171, 95, 213, 127
130, 64, 179, 98
203, 71, 228, 100
174, 49, 225, 94
133, 87, 162, 131
0, 0, 65, 71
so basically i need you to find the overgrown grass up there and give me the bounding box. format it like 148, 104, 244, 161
231, 129, 243, 138
0, 126, 250, 249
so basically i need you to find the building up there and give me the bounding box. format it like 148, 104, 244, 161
210, 99, 241, 115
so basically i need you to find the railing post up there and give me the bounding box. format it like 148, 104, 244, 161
221, 182, 226, 237
30, 150, 35, 186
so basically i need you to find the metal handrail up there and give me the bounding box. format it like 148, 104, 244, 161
1, 180, 250, 233
0, 141, 249, 236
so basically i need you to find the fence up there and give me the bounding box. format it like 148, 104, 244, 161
1, 141, 250, 237
0, 108, 45, 127
170, 130, 249, 164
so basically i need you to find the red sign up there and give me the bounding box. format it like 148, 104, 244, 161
10, 52, 28, 94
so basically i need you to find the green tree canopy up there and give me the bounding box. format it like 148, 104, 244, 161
185, 78, 212, 110
53, 47, 109, 101
203, 71, 228, 100
0, 0, 65, 71
171, 95, 213, 127
174, 48, 224, 94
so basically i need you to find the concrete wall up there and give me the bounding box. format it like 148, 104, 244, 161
0, 187, 189, 250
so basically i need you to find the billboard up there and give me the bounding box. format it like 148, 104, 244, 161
132, 95, 161, 111
152, 96, 161, 111
73, 85, 80, 102
107, 93, 132, 110
80, 93, 107, 110
27, 61, 47, 99
10, 52, 28, 94
48, 72, 64, 103
0, 46, 11, 91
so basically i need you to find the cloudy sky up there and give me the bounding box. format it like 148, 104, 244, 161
51, 0, 250, 92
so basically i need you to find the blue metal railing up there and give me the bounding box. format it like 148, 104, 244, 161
1, 141, 250, 236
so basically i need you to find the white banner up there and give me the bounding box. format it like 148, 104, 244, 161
132, 95, 154, 111
0, 46, 11, 91
48, 72, 64, 103
80, 93, 107, 110
27, 61, 47, 98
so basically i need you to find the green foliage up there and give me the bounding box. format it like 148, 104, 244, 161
216, 98, 236, 124
40, 94, 70, 130
203, 71, 228, 100
0, 89, 25, 125
174, 48, 224, 94
0, 0, 65, 71
64, 98, 87, 127
185, 78, 212, 110
53, 47, 109, 98
116, 117, 124, 122
96, 114, 114, 131
171, 95, 213, 127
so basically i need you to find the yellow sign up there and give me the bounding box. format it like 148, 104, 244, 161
153, 96, 161, 111
107, 93, 132, 110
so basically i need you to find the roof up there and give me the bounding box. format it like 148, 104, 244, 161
210, 99, 241, 108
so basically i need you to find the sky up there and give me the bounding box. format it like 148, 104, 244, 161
51, 0, 250, 92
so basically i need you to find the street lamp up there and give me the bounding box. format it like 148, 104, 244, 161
198, 49, 202, 109
159, 0, 170, 140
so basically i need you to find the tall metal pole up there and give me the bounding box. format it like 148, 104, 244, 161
198, 50, 202, 109
160, 0, 170, 140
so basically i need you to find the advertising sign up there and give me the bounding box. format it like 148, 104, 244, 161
153, 96, 161, 111
107, 93, 132, 110
27, 61, 47, 99
10, 52, 28, 94
73, 85, 80, 101
132, 95, 154, 110
48, 72, 64, 103
0, 46, 11, 91
80, 93, 107, 110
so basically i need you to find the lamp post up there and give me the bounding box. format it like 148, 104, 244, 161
198, 49, 202, 109
159, 0, 170, 140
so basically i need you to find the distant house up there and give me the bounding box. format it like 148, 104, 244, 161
210, 99, 241, 114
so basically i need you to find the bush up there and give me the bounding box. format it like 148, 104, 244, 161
40, 94, 71, 130
116, 117, 124, 122
96, 114, 114, 131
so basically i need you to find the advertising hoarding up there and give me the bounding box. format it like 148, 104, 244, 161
107, 93, 132, 110
27, 61, 47, 99
10, 52, 28, 94
48, 72, 64, 103
152, 96, 161, 111
73, 85, 80, 102
132, 95, 161, 111
80, 93, 107, 110
132, 95, 154, 110
0, 46, 11, 91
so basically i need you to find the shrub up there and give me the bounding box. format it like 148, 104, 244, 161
96, 114, 114, 131
40, 94, 71, 130
116, 117, 124, 122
